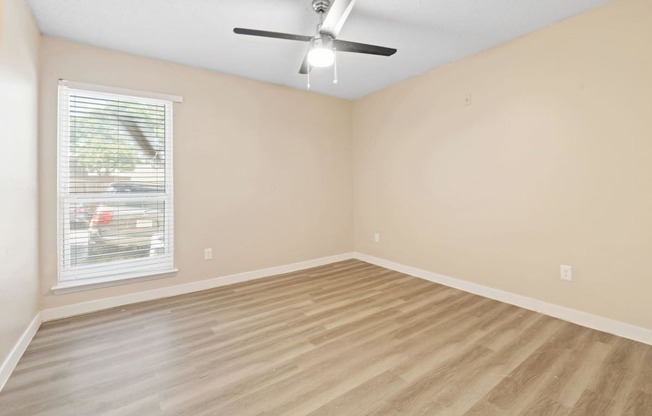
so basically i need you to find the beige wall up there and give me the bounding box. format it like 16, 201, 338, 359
0, 0, 40, 361
39, 37, 353, 309
30, 0, 652, 330
353, 0, 652, 329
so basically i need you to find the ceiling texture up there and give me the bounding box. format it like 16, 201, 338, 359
28, 0, 611, 100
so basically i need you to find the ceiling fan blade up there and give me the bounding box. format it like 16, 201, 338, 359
233, 28, 311, 42
299, 53, 312, 74
320, 0, 356, 38
333, 39, 397, 56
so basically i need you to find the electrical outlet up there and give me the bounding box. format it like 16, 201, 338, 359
464, 93, 472, 106
374, 232, 380, 243
204, 248, 213, 260
560, 265, 572, 281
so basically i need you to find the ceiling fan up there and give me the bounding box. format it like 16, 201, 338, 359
233, 0, 397, 83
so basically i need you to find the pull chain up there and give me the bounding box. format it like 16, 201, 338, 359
333, 48, 338, 84
307, 61, 311, 89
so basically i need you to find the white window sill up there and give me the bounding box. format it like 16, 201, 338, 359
51, 268, 178, 294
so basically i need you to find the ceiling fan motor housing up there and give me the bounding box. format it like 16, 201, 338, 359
312, 0, 331, 14
311, 35, 334, 49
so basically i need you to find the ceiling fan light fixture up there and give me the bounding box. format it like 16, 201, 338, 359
308, 48, 335, 67
308, 36, 335, 68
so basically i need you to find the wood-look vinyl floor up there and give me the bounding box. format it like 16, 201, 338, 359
1, 259, 651, 415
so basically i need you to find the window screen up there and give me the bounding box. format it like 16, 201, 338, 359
58, 82, 174, 284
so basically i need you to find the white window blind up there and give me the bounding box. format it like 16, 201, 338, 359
58, 82, 175, 284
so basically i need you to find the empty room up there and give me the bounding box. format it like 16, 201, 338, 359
1, 0, 651, 414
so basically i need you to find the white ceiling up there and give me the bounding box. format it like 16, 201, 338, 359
28, 0, 611, 100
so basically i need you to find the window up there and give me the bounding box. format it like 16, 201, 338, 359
57, 81, 178, 287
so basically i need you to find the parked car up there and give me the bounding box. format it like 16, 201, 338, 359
88, 182, 164, 261
70, 203, 94, 229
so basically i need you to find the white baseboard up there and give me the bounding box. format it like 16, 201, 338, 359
41, 252, 355, 322
0, 313, 42, 392
353, 252, 652, 346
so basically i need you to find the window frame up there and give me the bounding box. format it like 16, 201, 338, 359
56, 81, 178, 290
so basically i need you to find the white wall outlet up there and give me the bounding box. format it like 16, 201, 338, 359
560, 265, 572, 281
374, 232, 381, 243
204, 248, 213, 260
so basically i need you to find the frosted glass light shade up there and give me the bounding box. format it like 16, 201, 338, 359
308, 47, 335, 67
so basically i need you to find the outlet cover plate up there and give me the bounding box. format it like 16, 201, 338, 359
560, 265, 572, 281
